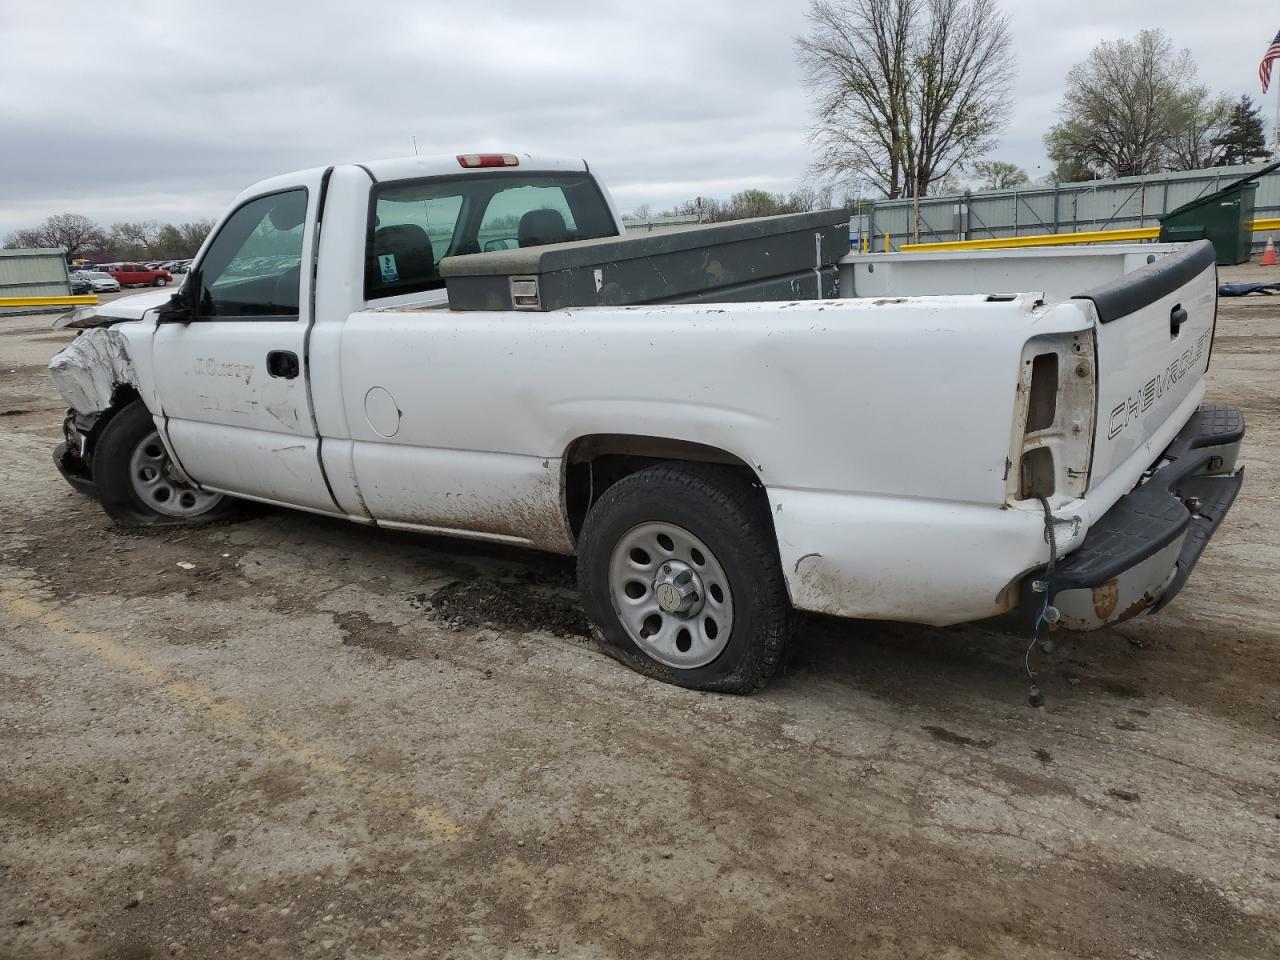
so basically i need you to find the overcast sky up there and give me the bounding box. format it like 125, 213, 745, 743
0, 0, 1265, 235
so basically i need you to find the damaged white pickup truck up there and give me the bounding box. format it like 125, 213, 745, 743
48, 152, 1244, 692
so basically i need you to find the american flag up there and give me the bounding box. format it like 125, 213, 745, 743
1261, 29, 1280, 94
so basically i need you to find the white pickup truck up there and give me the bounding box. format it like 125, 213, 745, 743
48, 152, 1244, 693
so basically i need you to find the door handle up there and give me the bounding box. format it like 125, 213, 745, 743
1170, 304, 1187, 338
267, 350, 300, 379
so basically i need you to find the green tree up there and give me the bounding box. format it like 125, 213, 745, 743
1165, 87, 1233, 170
1214, 95, 1270, 166
1046, 29, 1199, 176
1046, 154, 1099, 184
971, 160, 1029, 190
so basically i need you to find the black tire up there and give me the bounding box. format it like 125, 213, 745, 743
153, 276, 167, 287
577, 463, 797, 693
93, 400, 239, 527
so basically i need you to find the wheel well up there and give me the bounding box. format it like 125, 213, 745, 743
83, 385, 143, 459
563, 434, 766, 540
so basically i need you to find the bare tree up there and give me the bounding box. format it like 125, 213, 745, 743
786, 185, 819, 211
107, 220, 163, 260
796, 0, 1015, 201
971, 159, 1029, 190
2, 227, 47, 250
175, 219, 215, 256
1045, 29, 1200, 176
3, 213, 106, 258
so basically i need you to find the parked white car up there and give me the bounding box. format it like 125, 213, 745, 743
73, 270, 121, 293
45, 152, 1244, 693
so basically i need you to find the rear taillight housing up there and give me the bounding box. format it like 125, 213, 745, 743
1008, 330, 1097, 506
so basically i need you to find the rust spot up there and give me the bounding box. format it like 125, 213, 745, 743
1092, 579, 1120, 621
1113, 592, 1155, 625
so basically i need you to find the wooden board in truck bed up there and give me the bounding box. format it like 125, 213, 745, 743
439, 210, 849, 311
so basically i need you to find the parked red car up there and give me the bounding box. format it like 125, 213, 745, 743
105, 262, 173, 287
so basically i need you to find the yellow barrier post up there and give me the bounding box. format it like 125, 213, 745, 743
895, 219, 1280, 254
0, 295, 98, 308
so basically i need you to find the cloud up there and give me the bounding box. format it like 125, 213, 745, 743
0, 0, 1259, 234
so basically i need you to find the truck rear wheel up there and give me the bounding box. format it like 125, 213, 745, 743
93, 400, 236, 527
576, 464, 796, 693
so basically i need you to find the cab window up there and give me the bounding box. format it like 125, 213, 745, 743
196, 189, 308, 319
365, 172, 617, 300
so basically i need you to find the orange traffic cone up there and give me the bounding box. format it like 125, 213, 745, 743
1263, 235, 1278, 266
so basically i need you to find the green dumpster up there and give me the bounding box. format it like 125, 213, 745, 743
1159, 182, 1256, 265
1158, 161, 1280, 265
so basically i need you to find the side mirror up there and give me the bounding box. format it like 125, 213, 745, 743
155, 284, 195, 325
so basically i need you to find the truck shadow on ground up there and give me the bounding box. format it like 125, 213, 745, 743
231, 504, 1162, 718
23, 490, 1230, 724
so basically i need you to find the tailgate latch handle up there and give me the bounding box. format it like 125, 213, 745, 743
1170, 304, 1187, 338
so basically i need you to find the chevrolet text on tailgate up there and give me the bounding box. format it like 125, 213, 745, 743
46, 152, 1245, 693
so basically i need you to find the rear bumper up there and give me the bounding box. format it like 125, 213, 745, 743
1021, 404, 1244, 630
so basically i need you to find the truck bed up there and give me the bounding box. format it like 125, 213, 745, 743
840, 243, 1188, 303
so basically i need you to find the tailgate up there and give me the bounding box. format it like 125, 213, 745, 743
1074, 240, 1218, 485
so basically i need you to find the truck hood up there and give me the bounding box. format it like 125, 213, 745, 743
53, 289, 176, 330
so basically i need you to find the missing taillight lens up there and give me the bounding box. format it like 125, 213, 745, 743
1026, 353, 1058, 432
1019, 447, 1055, 499
1008, 329, 1096, 505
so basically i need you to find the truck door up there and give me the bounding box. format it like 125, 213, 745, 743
150, 177, 338, 512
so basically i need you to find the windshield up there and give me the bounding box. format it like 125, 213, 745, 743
365, 171, 618, 300
86, 272, 111, 280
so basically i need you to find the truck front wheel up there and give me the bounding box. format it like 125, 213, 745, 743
93, 400, 235, 527
576, 464, 796, 693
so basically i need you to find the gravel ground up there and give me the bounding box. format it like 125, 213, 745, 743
1, 263, 1278, 959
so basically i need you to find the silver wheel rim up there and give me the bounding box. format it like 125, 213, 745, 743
607, 521, 734, 669
128, 430, 223, 518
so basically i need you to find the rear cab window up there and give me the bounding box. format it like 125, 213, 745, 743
364, 172, 617, 301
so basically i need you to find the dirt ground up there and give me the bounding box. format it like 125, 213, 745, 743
1, 263, 1278, 960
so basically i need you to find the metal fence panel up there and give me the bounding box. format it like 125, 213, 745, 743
0, 247, 71, 316
864, 161, 1280, 251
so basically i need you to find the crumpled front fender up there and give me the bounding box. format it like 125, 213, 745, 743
48, 327, 140, 415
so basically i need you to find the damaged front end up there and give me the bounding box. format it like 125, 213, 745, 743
48, 313, 145, 498
54, 410, 102, 496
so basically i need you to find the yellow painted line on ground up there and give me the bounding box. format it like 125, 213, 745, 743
0, 587, 464, 838
0, 295, 98, 307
